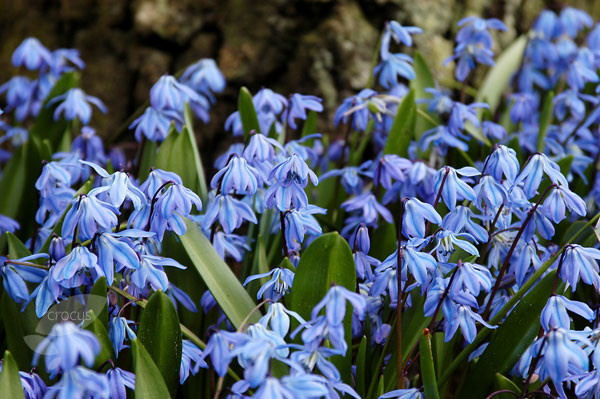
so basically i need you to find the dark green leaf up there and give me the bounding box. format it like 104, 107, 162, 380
155, 125, 198, 193
458, 271, 555, 398
84, 310, 115, 369
410, 52, 439, 139
6, 232, 32, 259
138, 291, 182, 396
180, 220, 259, 329
356, 336, 368, 398
183, 103, 208, 200
537, 91, 554, 152
238, 87, 260, 140
138, 140, 157, 182
420, 329, 440, 399
494, 373, 521, 398
288, 232, 356, 382
383, 89, 416, 157
301, 111, 319, 137
132, 339, 172, 399
476, 36, 527, 114
0, 295, 37, 371
0, 351, 25, 399
90, 277, 109, 328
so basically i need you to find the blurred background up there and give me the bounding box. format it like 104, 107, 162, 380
1, 0, 598, 167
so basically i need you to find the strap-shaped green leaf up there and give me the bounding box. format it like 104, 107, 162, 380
155, 124, 199, 194
0, 351, 25, 399
410, 52, 439, 139
288, 232, 356, 382
84, 310, 115, 369
138, 291, 182, 397
183, 103, 208, 200
537, 91, 554, 152
384, 89, 416, 157
132, 339, 171, 399
476, 36, 527, 113
238, 87, 260, 140
180, 220, 259, 329
420, 329, 440, 399
457, 271, 555, 398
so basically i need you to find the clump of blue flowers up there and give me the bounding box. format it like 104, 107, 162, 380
3, 6, 600, 399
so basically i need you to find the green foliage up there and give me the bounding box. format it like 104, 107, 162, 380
138, 291, 183, 397
0, 351, 25, 399
384, 89, 416, 157
132, 339, 172, 399
238, 87, 261, 140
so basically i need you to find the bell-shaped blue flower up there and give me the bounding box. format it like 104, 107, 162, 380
129, 106, 182, 142
11, 37, 53, 71
403, 198, 442, 238
48, 88, 107, 125
106, 367, 135, 399
285, 94, 323, 130
541, 295, 594, 331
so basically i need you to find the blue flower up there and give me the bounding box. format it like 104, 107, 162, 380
384, 21, 422, 48
474, 175, 507, 210
559, 244, 600, 291
243, 132, 283, 163
559, 7, 593, 38
33, 322, 101, 374
419, 125, 468, 153
434, 166, 478, 210
83, 161, 147, 209
11, 38, 53, 71
442, 206, 488, 243
334, 89, 377, 132
282, 205, 325, 251
484, 145, 520, 183
131, 254, 186, 291
403, 198, 442, 238
149, 181, 202, 240
567, 48, 599, 90
51, 246, 103, 288
45, 366, 109, 399
72, 127, 106, 165
445, 304, 496, 343
180, 58, 225, 96
514, 153, 568, 198
509, 93, 540, 125
149, 75, 204, 112
285, 94, 323, 130
1, 254, 48, 303
203, 330, 249, 377
433, 230, 479, 262
542, 185, 587, 223
342, 192, 393, 226
203, 194, 257, 233
212, 232, 249, 261
50, 48, 85, 74
48, 88, 107, 125
96, 230, 150, 285
541, 295, 594, 331
553, 89, 597, 121
311, 285, 367, 326
0, 214, 19, 234
18, 371, 47, 399
180, 340, 208, 383
259, 303, 306, 338
244, 267, 295, 301
374, 155, 411, 189
351, 223, 371, 253
374, 53, 415, 89
0, 76, 34, 111
481, 121, 506, 141
106, 367, 135, 399
109, 316, 137, 355
129, 106, 183, 142
379, 388, 423, 399
402, 246, 437, 285
62, 194, 120, 242
211, 155, 262, 195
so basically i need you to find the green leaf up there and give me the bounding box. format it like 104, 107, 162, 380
410, 52, 439, 139
0, 294, 37, 371
183, 103, 208, 200
383, 89, 416, 157
132, 338, 172, 399
301, 111, 319, 137
29, 72, 80, 151
464, 121, 492, 147
537, 91, 554, 152
288, 232, 356, 382
238, 87, 261, 140
476, 36, 527, 113
138, 291, 182, 396
458, 271, 556, 398
6, 232, 32, 258
155, 125, 199, 193
84, 310, 115, 369
420, 329, 440, 399
355, 336, 368, 398
0, 351, 25, 399
180, 219, 259, 329
494, 373, 521, 398
138, 140, 158, 182
0, 142, 33, 221
90, 277, 109, 328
